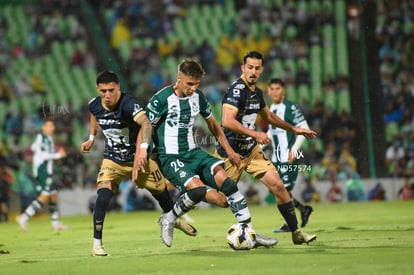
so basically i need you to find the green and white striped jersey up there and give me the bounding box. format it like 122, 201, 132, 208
146, 85, 212, 155
268, 99, 306, 163
31, 133, 61, 177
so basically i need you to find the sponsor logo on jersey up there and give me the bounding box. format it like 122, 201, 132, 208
98, 119, 121, 125
179, 170, 187, 178
232, 89, 241, 97
247, 103, 261, 110
133, 103, 143, 115
227, 98, 238, 104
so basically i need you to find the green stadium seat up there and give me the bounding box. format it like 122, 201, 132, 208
117, 41, 132, 62
322, 25, 336, 76
334, 0, 346, 23
223, 0, 236, 20
271, 59, 283, 77
296, 84, 311, 104
212, 4, 224, 19
323, 91, 337, 111
309, 0, 321, 12
337, 90, 351, 113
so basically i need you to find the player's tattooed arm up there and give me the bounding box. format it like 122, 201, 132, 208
133, 112, 152, 145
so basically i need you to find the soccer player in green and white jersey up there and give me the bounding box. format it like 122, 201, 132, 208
267, 78, 314, 233
16, 119, 68, 232
146, 59, 277, 248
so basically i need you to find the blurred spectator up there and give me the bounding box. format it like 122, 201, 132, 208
338, 141, 357, 179
31, 73, 47, 95
301, 177, 319, 203
15, 159, 36, 212
368, 182, 386, 201
69, 15, 86, 40
83, 49, 96, 68
385, 137, 405, 177
0, 76, 14, 102
0, 161, 14, 222
157, 37, 174, 58
398, 176, 414, 200
295, 64, 310, 86
27, 17, 43, 57
346, 173, 366, 201
321, 143, 339, 179
110, 17, 132, 49
0, 43, 11, 72
3, 110, 25, 143
197, 40, 216, 74
14, 76, 33, 97
45, 10, 63, 41
326, 173, 344, 202
12, 43, 24, 58
335, 110, 357, 147
70, 47, 85, 66
244, 184, 260, 205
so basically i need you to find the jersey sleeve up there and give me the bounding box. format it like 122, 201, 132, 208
146, 93, 165, 127
123, 95, 144, 120
222, 85, 242, 110
30, 134, 42, 152
198, 90, 212, 119
290, 102, 306, 127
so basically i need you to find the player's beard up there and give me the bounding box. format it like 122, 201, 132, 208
247, 77, 257, 86
247, 75, 257, 86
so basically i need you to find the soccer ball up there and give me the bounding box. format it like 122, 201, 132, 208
226, 223, 256, 250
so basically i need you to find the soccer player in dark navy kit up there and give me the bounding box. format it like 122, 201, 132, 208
215, 51, 317, 245
81, 71, 197, 256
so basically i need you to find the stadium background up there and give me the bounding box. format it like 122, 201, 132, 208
0, 0, 413, 216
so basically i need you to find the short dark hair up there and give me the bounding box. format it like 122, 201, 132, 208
243, 51, 264, 65
268, 78, 285, 87
178, 59, 205, 79
96, 70, 119, 85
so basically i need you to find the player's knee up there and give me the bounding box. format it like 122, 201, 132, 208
268, 178, 287, 195
206, 190, 228, 208
96, 188, 112, 208
220, 178, 239, 196
187, 186, 207, 203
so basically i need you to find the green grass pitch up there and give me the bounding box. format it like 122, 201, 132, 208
1, 201, 413, 275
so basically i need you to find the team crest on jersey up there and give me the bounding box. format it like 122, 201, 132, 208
191, 101, 199, 113
235, 84, 245, 89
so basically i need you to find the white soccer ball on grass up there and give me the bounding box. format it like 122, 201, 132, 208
226, 223, 256, 250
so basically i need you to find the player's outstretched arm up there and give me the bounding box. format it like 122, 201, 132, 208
81, 114, 98, 153
205, 116, 241, 168
132, 112, 152, 181
260, 107, 317, 139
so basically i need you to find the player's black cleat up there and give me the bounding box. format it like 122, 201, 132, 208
300, 206, 313, 228
273, 223, 290, 233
